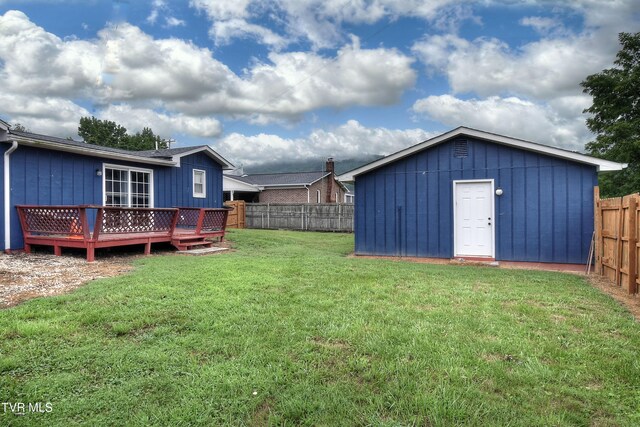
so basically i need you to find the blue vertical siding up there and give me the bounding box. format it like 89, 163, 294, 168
2, 145, 224, 250
354, 137, 598, 264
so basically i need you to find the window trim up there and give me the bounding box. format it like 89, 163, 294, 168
316, 189, 321, 204
102, 163, 154, 208
193, 169, 207, 198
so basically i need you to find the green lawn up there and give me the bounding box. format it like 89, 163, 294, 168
1, 229, 639, 426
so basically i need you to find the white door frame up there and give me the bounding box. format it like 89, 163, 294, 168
452, 179, 495, 258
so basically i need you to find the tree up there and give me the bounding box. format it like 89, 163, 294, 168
11, 123, 29, 132
581, 32, 640, 197
78, 116, 129, 148
78, 117, 168, 151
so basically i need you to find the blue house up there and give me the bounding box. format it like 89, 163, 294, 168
338, 127, 626, 265
0, 120, 233, 251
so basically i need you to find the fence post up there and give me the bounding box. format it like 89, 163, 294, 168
267, 203, 270, 229
616, 197, 624, 286
628, 196, 637, 294
301, 205, 304, 230
594, 186, 602, 275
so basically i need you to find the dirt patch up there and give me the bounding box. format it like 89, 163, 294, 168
585, 274, 640, 321
0, 251, 133, 308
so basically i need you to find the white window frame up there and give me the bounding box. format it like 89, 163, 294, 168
193, 169, 206, 198
102, 163, 154, 208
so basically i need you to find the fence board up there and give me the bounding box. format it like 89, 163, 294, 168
245, 203, 354, 232
224, 201, 246, 229
594, 187, 640, 294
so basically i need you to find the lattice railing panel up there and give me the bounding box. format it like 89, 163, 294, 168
201, 209, 228, 231
176, 208, 201, 228
99, 208, 176, 234
18, 206, 84, 236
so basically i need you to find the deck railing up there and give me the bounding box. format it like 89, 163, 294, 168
176, 207, 230, 235
15, 205, 230, 261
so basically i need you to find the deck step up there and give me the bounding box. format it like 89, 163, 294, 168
171, 237, 212, 251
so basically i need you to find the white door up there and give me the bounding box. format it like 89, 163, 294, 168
454, 181, 494, 257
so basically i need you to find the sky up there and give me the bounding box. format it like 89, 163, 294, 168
0, 0, 638, 168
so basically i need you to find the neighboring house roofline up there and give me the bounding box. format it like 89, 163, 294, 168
223, 175, 262, 192
337, 126, 627, 182
0, 118, 9, 132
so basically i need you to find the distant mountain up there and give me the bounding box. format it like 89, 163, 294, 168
243, 155, 383, 176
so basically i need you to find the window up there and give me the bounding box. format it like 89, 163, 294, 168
193, 169, 206, 198
316, 189, 321, 203
104, 165, 153, 207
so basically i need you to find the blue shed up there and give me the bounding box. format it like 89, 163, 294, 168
0, 120, 233, 251
338, 127, 626, 265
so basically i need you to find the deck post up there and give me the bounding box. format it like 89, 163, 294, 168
144, 242, 151, 255
86, 243, 95, 262
93, 208, 104, 241
195, 209, 205, 235
54, 245, 61, 256
79, 206, 90, 240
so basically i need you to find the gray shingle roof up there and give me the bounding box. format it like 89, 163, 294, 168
8, 130, 209, 160
232, 171, 330, 186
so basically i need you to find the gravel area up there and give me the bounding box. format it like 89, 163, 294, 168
0, 252, 133, 308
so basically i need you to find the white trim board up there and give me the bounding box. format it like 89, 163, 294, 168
337, 126, 627, 182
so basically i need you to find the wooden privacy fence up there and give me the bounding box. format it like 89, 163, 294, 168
246, 203, 354, 232
224, 200, 246, 229
594, 187, 639, 294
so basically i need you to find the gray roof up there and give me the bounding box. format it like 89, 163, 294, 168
5, 130, 233, 168
233, 171, 330, 186
10, 130, 207, 159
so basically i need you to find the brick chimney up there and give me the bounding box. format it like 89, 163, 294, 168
325, 157, 335, 203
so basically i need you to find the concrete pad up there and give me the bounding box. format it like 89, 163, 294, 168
176, 247, 229, 256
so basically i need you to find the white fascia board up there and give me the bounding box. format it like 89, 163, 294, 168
10, 137, 176, 166
337, 126, 627, 182
172, 146, 235, 169
223, 175, 261, 192
307, 172, 332, 186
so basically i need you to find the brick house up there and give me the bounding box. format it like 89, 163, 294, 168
225, 158, 349, 203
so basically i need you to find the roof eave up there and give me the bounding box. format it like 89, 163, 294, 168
8, 136, 176, 166
171, 146, 235, 170
337, 126, 627, 181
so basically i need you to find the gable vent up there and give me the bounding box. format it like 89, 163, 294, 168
453, 139, 468, 158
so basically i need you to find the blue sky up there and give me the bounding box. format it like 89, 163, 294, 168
0, 0, 638, 167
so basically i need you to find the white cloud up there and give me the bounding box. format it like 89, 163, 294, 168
190, 0, 464, 49
411, 33, 611, 100
210, 18, 287, 48
165, 17, 186, 27
0, 11, 415, 137
519, 16, 565, 35
412, 95, 590, 151
0, 92, 90, 137
215, 120, 433, 166
100, 105, 222, 138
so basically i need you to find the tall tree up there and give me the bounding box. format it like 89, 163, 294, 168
78, 116, 129, 148
78, 117, 168, 151
581, 32, 640, 197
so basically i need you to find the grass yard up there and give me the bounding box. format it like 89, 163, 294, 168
1, 229, 639, 426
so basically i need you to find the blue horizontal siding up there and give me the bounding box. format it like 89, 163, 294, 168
2, 145, 223, 250
354, 137, 598, 264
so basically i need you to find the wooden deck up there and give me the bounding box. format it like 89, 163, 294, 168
16, 205, 230, 262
